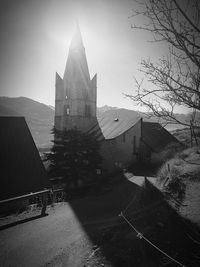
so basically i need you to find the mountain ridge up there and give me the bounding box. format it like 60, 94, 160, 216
0, 96, 193, 148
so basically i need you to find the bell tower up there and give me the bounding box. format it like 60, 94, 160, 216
55, 24, 97, 132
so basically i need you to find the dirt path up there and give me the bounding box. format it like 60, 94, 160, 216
0, 203, 101, 267
0, 175, 142, 267
1, 175, 198, 266
0, 176, 156, 267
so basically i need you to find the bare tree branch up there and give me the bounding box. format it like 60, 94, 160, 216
126, 0, 200, 128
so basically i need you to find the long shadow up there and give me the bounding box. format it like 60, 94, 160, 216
0, 171, 199, 266
0, 213, 48, 231
68, 172, 200, 266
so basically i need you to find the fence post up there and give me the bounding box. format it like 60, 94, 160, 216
144, 176, 148, 189
167, 163, 170, 173
41, 193, 47, 216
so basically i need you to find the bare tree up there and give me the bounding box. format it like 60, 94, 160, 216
126, 0, 200, 130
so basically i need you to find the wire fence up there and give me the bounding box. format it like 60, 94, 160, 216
118, 178, 186, 267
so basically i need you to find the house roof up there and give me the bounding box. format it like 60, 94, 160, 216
0, 117, 49, 201
142, 121, 179, 152
89, 109, 141, 140
89, 110, 178, 151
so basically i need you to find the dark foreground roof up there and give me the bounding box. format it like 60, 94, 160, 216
0, 117, 49, 201
142, 121, 179, 152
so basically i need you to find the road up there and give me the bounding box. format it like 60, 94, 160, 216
0, 203, 97, 267
0, 175, 199, 267
0, 175, 146, 267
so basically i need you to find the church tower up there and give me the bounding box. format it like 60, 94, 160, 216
55, 24, 97, 132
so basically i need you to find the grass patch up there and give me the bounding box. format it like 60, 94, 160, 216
159, 142, 184, 162
157, 144, 200, 202
172, 127, 200, 146
85, 181, 200, 267
158, 145, 200, 181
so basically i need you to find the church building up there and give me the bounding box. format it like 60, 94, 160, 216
55, 24, 97, 132
55, 25, 179, 171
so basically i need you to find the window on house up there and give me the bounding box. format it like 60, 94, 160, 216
133, 136, 136, 154
66, 106, 70, 115
96, 169, 101, 175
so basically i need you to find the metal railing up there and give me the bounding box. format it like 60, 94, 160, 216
0, 188, 65, 216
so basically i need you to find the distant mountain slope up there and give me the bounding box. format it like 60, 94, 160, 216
0, 97, 197, 149
97, 105, 199, 131
0, 97, 54, 149
97, 108, 142, 124
97, 107, 163, 126
0, 104, 21, 116
97, 105, 118, 116
0, 97, 54, 121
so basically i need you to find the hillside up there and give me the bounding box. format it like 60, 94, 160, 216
0, 97, 54, 149
0, 98, 144, 149
97, 108, 191, 132
96, 105, 118, 116
97, 108, 141, 122
0, 96, 197, 149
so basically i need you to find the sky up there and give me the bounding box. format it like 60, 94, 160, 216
0, 0, 185, 111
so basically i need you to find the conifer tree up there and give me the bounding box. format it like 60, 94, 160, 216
45, 127, 102, 189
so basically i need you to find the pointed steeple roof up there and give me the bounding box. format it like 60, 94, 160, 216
63, 23, 91, 99
69, 22, 84, 51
